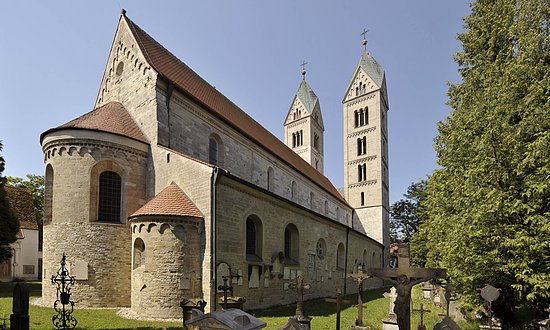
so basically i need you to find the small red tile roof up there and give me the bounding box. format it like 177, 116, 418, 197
5, 186, 38, 230
123, 14, 347, 204
129, 183, 203, 219
40, 101, 149, 144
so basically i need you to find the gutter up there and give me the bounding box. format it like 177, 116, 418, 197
344, 227, 349, 294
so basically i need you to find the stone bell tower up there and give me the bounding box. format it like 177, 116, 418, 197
284, 63, 325, 173
343, 33, 390, 250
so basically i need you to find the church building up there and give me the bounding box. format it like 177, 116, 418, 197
40, 11, 390, 317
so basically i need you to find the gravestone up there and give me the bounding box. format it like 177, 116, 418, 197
368, 243, 446, 330
186, 308, 266, 330
382, 287, 398, 330
10, 283, 29, 330
281, 275, 311, 329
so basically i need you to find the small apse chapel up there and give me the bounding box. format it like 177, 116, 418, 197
40, 11, 390, 318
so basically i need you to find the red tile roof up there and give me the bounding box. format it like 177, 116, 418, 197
5, 186, 38, 230
129, 183, 203, 219
41, 101, 149, 144
123, 14, 347, 205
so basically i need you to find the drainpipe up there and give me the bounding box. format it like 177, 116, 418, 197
344, 227, 349, 294
210, 167, 221, 311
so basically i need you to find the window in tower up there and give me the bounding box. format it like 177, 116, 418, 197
357, 138, 362, 156
300, 130, 303, 146
354, 110, 359, 128
358, 165, 363, 182
360, 192, 365, 206
355, 87, 359, 96
314, 133, 319, 149
364, 107, 369, 125
359, 109, 365, 126
292, 133, 296, 148
362, 137, 367, 155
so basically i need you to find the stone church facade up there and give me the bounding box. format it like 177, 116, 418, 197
40, 11, 390, 317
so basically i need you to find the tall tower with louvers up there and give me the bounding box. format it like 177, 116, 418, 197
343, 37, 390, 250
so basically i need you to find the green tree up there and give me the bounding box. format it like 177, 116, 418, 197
8, 174, 44, 251
420, 0, 550, 320
390, 181, 427, 243
0, 141, 20, 262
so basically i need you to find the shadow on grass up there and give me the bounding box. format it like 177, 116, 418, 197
250, 287, 388, 318
0, 281, 41, 298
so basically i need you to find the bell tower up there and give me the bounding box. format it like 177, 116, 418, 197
343, 32, 390, 249
284, 63, 325, 173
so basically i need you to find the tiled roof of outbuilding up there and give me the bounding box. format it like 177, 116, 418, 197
5, 186, 38, 230
123, 14, 347, 204
41, 101, 149, 144
129, 183, 203, 219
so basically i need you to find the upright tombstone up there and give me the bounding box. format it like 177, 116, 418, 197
479, 285, 502, 330
368, 243, 446, 330
10, 283, 30, 330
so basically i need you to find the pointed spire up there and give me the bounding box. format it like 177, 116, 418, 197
361, 28, 369, 50
300, 60, 308, 80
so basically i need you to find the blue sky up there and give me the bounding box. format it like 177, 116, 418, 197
0, 1, 471, 204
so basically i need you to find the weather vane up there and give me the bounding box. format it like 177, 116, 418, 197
361, 28, 369, 50
300, 60, 308, 79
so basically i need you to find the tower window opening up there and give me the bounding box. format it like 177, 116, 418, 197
364, 107, 369, 125
292, 132, 296, 148
359, 109, 365, 126
354, 110, 359, 128
362, 137, 367, 155
360, 192, 365, 206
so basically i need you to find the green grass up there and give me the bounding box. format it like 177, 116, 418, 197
0, 281, 478, 329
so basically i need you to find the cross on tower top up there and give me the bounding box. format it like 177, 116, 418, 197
361, 29, 369, 50
300, 60, 308, 79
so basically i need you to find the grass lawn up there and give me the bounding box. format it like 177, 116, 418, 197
0, 281, 478, 329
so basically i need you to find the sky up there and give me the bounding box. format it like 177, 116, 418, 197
0, 1, 471, 204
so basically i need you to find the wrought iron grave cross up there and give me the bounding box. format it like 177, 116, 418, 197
348, 264, 371, 326
413, 303, 431, 330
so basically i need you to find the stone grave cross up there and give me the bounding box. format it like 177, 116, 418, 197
367, 243, 446, 330
287, 275, 311, 324
348, 264, 371, 328
412, 303, 431, 330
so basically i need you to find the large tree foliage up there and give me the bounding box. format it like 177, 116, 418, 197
8, 174, 44, 251
419, 0, 550, 319
390, 181, 427, 243
8, 175, 44, 223
0, 141, 20, 262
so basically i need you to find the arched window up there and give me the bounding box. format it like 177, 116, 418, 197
359, 109, 365, 126
98, 171, 121, 222
362, 137, 367, 155
363, 249, 368, 268
267, 167, 274, 191
133, 238, 145, 269
355, 87, 359, 96
362, 164, 367, 181
337, 243, 345, 270
358, 165, 363, 182
357, 138, 362, 156
316, 238, 326, 260
291, 181, 297, 200
354, 110, 359, 128
209, 136, 219, 165
314, 133, 319, 149
246, 215, 263, 262
44, 164, 54, 223
315, 159, 319, 170
364, 107, 369, 125
300, 130, 303, 146
284, 223, 299, 264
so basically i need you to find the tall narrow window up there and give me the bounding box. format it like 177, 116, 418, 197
354, 111, 359, 128
360, 192, 365, 206
246, 215, 263, 261
324, 200, 328, 215
284, 224, 299, 264
98, 171, 121, 223
267, 167, 274, 191
362, 137, 367, 155
337, 243, 345, 270
357, 138, 362, 156
359, 109, 365, 126
292, 133, 296, 148
209, 137, 218, 165
314, 133, 319, 149
44, 164, 54, 224
300, 130, 303, 146
362, 164, 367, 181
358, 165, 363, 181
355, 87, 359, 96
133, 238, 145, 269
364, 107, 369, 125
